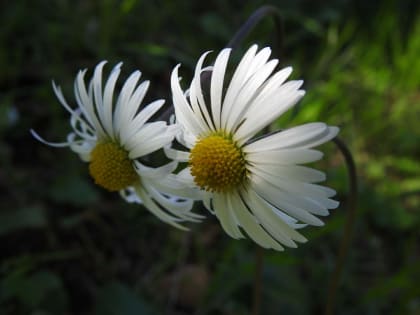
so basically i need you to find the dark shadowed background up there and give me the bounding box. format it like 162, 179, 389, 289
0, 0, 419, 314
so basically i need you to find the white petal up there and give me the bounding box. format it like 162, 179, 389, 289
70, 109, 96, 140
74, 69, 106, 139
150, 173, 203, 201
250, 165, 337, 201
250, 163, 326, 183
128, 132, 174, 158
245, 123, 338, 152
120, 99, 165, 146
176, 167, 196, 187
142, 179, 201, 221
189, 51, 215, 131
254, 66, 293, 99
290, 126, 339, 149
246, 148, 323, 164
66, 133, 94, 161
226, 59, 279, 132
241, 187, 306, 247
248, 166, 330, 216
124, 122, 164, 149
120, 187, 142, 203
251, 177, 324, 226
164, 146, 190, 162
134, 160, 177, 178
92, 61, 107, 133
52, 81, 94, 134
30, 129, 73, 147
102, 62, 122, 138
134, 184, 188, 230
245, 46, 272, 78
176, 127, 197, 148
232, 66, 294, 137
113, 70, 142, 136
235, 83, 305, 143
118, 80, 150, 141
213, 193, 243, 239
220, 45, 259, 128
171, 65, 207, 135
231, 190, 283, 250
210, 48, 231, 129
314, 185, 337, 198
125, 121, 173, 157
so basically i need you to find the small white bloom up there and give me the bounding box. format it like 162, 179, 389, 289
168, 45, 339, 249
32, 61, 202, 230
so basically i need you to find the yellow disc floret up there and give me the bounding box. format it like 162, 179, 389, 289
88, 142, 138, 191
189, 134, 246, 193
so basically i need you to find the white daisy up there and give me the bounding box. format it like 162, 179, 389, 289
167, 45, 339, 249
31, 61, 203, 230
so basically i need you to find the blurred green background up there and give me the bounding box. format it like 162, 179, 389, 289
0, 0, 419, 314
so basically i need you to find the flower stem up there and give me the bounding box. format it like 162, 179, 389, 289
253, 246, 264, 315
325, 137, 358, 315
158, 6, 284, 123
226, 5, 284, 58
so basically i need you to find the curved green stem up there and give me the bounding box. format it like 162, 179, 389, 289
325, 137, 358, 315
158, 6, 284, 123
226, 5, 284, 58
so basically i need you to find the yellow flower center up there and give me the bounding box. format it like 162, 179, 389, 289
88, 142, 138, 191
189, 134, 247, 193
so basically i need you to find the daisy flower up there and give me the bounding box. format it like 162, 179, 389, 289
167, 45, 339, 249
31, 61, 202, 229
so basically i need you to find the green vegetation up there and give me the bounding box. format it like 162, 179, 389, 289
0, 1, 419, 314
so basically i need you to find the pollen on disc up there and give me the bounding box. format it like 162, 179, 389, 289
88, 142, 138, 191
189, 135, 246, 192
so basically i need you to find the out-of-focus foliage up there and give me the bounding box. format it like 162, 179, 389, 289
0, 1, 419, 315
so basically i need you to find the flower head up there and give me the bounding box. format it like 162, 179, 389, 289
168, 45, 339, 249
32, 61, 202, 229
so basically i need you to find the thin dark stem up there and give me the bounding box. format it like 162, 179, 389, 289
253, 246, 264, 315
158, 5, 284, 122
325, 137, 358, 315
226, 5, 284, 58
